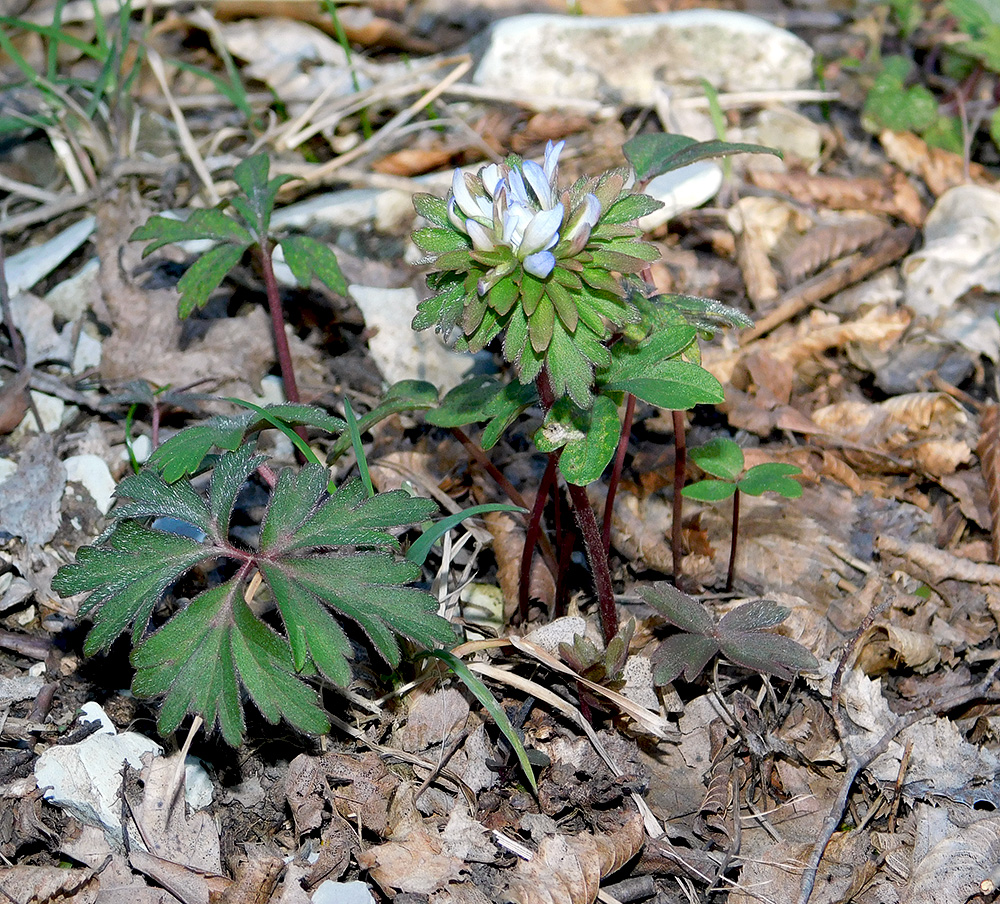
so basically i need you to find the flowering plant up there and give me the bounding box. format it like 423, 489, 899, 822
412, 141, 662, 407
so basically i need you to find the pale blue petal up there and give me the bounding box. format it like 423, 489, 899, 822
519, 204, 564, 257
523, 251, 556, 279
503, 204, 533, 247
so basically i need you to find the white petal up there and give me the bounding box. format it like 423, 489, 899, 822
502, 204, 533, 247
522, 159, 553, 209
447, 197, 468, 233
466, 219, 496, 251
506, 168, 531, 208
564, 194, 601, 246
451, 169, 475, 216
523, 250, 556, 279
543, 140, 565, 184
480, 164, 503, 198
519, 204, 564, 257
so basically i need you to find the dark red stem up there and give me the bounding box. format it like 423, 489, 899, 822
726, 488, 740, 592
258, 241, 300, 404
537, 370, 618, 643
518, 451, 560, 624
672, 409, 686, 582
602, 392, 636, 554
451, 427, 559, 579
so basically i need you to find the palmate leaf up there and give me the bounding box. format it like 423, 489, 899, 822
281, 235, 348, 296
640, 582, 818, 686
130, 209, 254, 255
54, 444, 454, 745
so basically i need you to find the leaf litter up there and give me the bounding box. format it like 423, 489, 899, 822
3, 0, 1000, 902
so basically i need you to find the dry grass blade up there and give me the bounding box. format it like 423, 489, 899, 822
505, 810, 645, 904
977, 404, 1000, 564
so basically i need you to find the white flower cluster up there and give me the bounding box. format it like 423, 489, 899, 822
448, 141, 602, 284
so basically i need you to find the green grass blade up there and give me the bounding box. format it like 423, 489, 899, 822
343, 398, 374, 498
406, 503, 525, 566
420, 649, 538, 793
224, 398, 323, 467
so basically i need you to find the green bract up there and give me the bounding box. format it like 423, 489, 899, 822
412, 141, 662, 407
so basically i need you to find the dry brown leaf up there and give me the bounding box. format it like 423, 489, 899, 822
373, 147, 455, 177
782, 216, 889, 283
880, 129, 999, 198
399, 686, 470, 753
877, 535, 1000, 584
0, 866, 98, 904
482, 509, 556, 618
906, 816, 1000, 904
505, 809, 645, 904
728, 197, 793, 307
748, 167, 926, 226
976, 404, 1000, 563
0, 368, 31, 434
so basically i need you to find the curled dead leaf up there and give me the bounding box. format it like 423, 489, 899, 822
505, 809, 644, 904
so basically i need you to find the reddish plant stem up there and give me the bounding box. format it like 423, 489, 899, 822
537, 370, 618, 643
451, 426, 559, 579
258, 241, 300, 405
555, 513, 575, 619
726, 488, 740, 592
672, 409, 686, 582
518, 451, 560, 625
602, 392, 636, 554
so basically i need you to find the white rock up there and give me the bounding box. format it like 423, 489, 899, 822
72, 329, 102, 374
35, 728, 162, 841
752, 107, 824, 166
5, 217, 96, 297
348, 285, 473, 393
64, 454, 116, 515
14, 391, 68, 436
312, 880, 375, 904
472, 11, 814, 105
78, 701, 116, 734
45, 257, 100, 322
0, 458, 15, 484
640, 162, 724, 229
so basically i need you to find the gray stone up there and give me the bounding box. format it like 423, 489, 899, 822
472, 11, 814, 106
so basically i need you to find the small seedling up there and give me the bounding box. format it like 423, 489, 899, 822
682, 437, 803, 591
640, 582, 818, 687
558, 618, 633, 717
131, 153, 347, 406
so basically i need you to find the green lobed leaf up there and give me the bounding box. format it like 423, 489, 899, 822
426, 375, 506, 429
232, 153, 295, 235
280, 235, 348, 296
624, 133, 781, 182
689, 437, 744, 481
558, 394, 621, 486
209, 446, 268, 533
413, 277, 467, 333
545, 321, 598, 409
149, 415, 253, 482
52, 521, 211, 654
130, 209, 254, 255
681, 479, 737, 502
651, 633, 719, 686
601, 192, 663, 225
605, 360, 723, 410
738, 463, 803, 497
261, 476, 438, 554
412, 227, 471, 254
176, 243, 247, 318
718, 599, 790, 633
412, 193, 451, 227
719, 631, 819, 680
111, 468, 213, 535
639, 582, 715, 635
